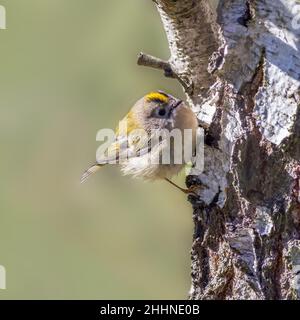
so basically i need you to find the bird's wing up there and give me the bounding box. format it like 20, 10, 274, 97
97, 129, 158, 165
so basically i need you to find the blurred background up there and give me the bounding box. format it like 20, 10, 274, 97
0, 0, 193, 299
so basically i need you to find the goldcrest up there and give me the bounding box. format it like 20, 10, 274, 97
81, 91, 199, 194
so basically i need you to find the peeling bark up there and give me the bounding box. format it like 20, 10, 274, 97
140, 0, 300, 299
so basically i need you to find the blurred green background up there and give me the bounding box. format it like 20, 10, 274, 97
0, 0, 193, 299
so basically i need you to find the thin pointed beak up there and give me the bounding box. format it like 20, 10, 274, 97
172, 99, 182, 110
168, 98, 183, 118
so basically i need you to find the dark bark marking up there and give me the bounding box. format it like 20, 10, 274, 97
237, 0, 255, 27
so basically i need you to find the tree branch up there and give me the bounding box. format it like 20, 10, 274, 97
138, 0, 300, 300
137, 52, 195, 94
137, 52, 175, 78
153, 0, 223, 100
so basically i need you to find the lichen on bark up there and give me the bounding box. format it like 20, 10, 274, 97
140, 0, 300, 300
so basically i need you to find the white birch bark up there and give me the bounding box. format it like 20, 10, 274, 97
139, 0, 300, 299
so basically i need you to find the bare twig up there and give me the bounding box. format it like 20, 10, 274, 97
137, 52, 175, 78
137, 52, 193, 94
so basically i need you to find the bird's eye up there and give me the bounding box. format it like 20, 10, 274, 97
157, 107, 166, 117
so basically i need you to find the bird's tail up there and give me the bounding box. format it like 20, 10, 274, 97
80, 163, 104, 184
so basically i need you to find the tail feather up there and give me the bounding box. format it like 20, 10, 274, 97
80, 163, 103, 184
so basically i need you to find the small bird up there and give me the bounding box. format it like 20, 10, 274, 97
81, 91, 199, 194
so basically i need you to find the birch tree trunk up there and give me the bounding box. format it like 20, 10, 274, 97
139, 0, 300, 300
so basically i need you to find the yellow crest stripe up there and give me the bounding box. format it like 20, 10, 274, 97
146, 92, 169, 103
